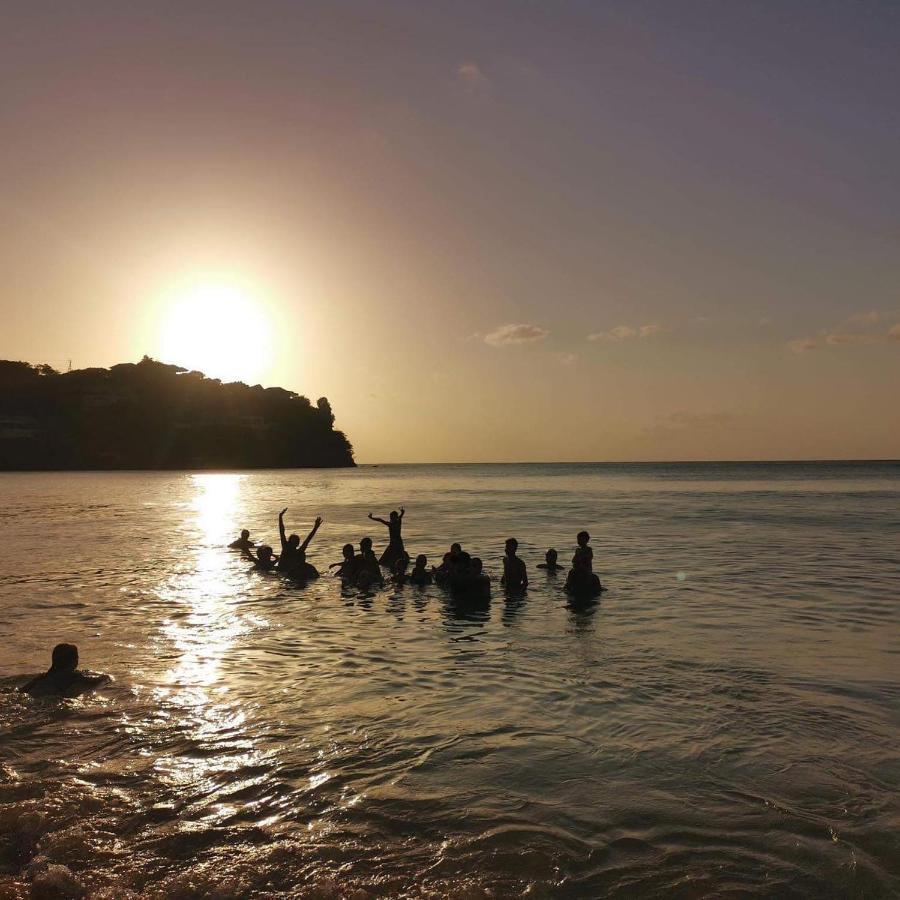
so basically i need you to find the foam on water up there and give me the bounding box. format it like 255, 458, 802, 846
1, 463, 898, 897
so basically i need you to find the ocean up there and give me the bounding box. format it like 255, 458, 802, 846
1, 462, 898, 897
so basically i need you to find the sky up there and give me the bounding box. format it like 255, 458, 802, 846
1, 1, 898, 462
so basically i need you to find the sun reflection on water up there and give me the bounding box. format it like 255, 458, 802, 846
150, 474, 274, 814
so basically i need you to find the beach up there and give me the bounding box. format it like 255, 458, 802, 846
1, 462, 898, 897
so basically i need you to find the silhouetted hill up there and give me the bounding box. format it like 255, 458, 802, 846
0, 357, 355, 470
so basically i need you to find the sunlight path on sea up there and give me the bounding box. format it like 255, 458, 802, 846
148, 475, 276, 828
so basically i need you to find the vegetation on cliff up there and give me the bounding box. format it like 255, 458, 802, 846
0, 357, 355, 470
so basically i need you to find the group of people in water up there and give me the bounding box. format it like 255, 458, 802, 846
230, 507, 603, 599
20, 510, 601, 698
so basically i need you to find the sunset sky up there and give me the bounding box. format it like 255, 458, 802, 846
2, 1, 898, 462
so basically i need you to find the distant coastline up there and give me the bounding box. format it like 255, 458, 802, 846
0, 357, 355, 471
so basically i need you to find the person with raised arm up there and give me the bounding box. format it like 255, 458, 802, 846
277, 508, 323, 572
367, 507, 405, 568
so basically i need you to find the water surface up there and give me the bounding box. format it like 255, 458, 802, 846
1, 463, 898, 897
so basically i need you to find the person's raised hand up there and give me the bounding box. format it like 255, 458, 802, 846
367, 513, 374, 519
315, 516, 323, 527
280, 507, 288, 516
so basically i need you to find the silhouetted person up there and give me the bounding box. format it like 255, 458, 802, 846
228, 529, 255, 551
277, 509, 322, 572
391, 551, 411, 585
20, 644, 110, 697
355, 537, 384, 589
501, 538, 528, 591
409, 554, 433, 585
451, 556, 491, 599
368, 507, 405, 567
565, 555, 602, 596
573, 530, 593, 570
433, 552, 453, 584
287, 550, 320, 582
329, 543, 356, 578
537, 549, 564, 573
244, 544, 278, 571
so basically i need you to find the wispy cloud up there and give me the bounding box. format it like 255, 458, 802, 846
484, 323, 549, 347
558, 352, 579, 367
788, 337, 817, 353
824, 332, 881, 346
848, 310, 881, 325
588, 323, 661, 343
789, 324, 900, 353
457, 61, 488, 92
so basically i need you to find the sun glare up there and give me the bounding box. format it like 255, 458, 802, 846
158, 281, 272, 383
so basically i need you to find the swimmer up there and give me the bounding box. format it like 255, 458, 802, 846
565, 555, 602, 596
500, 538, 528, 591
20, 644, 110, 697
408, 554, 433, 585
277, 509, 323, 572
228, 529, 255, 551
287, 550, 320, 582
391, 551, 411, 585
368, 507, 406, 568
356, 537, 384, 588
537, 549, 565, 573
329, 543, 356, 578
432, 552, 453, 584
450, 557, 491, 598
573, 530, 593, 570
244, 544, 278, 571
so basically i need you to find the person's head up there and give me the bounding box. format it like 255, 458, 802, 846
240, 529, 250, 540
442, 552, 452, 564
341, 543, 354, 560
577, 531, 590, 547
50, 643, 78, 672
505, 538, 518, 556
471, 557, 483, 575
546, 549, 558, 564
458, 551, 471, 566
360, 537, 373, 553
415, 554, 427, 568
450, 542, 462, 556
258, 545, 274, 561
288, 533, 300, 549
390, 510, 399, 522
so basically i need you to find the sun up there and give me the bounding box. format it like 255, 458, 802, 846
158, 281, 272, 383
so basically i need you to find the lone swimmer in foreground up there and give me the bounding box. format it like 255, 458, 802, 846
20, 644, 110, 697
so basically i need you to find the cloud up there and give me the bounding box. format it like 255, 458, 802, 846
457, 61, 488, 91
889, 324, 900, 341
558, 352, 579, 367
483, 323, 549, 346
788, 338, 817, 353
588, 323, 661, 343
847, 310, 881, 325
824, 332, 881, 346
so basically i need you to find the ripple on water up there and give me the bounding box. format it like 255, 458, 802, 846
1, 465, 899, 896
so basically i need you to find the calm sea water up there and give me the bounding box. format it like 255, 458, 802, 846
1, 463, 898, 898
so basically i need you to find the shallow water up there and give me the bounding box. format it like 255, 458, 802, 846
1, 462, 898, 898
